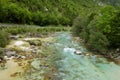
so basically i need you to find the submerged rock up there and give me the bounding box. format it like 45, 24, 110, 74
31, 59, 41, 70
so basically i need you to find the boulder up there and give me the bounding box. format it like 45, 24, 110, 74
5, 51, 17, 57
30, 45, 35, 49
21, 56, 26, 59
28, 40, 42, 46
31, 59, 41, 70
4, 56, 15, 60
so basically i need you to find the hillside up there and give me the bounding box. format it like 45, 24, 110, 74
0, 0, 115, 26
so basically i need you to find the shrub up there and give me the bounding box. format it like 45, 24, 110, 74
73, 13, 109, 53
87, 20, 109, 52
32, 12, 45, 26
0, 30, 10, 47
0, 2, 31, 24
0, 48, 4, 58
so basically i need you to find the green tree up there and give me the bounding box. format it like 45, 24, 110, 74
97, 5, 120, 48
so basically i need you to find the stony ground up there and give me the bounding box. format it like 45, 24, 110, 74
0, 34, 57, 80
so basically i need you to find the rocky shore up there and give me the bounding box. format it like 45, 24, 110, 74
0, 34, 58, 80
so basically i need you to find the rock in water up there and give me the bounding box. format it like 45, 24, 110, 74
74, 50, 82, 55
31, 59, 40, 70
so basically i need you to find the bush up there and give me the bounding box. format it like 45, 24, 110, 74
87, 20, 109, 52
0, 3, 31, 24
0, 30, 10, 47
32, 12, 45, 26
0, 48, 4, 58
72, 15, 87, 36
73, 13, 109, 53
73, 5, 120, 54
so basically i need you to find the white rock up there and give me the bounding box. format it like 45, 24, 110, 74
4, 56, 14, 60
74, 50, 82, 55
4, 56, 9, 60
21, 56, 26, 59
14, 41, 24, 46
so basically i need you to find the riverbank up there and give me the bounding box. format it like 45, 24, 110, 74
74, 36, 120, 65
0, 32, 60, 80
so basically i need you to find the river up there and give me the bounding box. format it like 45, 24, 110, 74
1, 32, 120, 80
52, 32, 120, 80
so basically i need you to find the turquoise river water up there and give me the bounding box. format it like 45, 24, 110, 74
52, 32, 120, 80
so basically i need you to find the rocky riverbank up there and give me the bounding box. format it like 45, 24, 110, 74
0, 33, 58, 80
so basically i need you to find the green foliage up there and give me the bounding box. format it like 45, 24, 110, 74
0, 30, 10, 47
0, 2, 31, 24
0, 48, 4, 58
72, 13, 96, 36
28, 40, 42, 46
97, 6, 115, 32
1, 0, 108, 26
73, 4, 120, 53
0, 48, 3, 55
73, 14, 109, 52
87, 20, 109, 52
97, 6, 120, 48
0, 0, 84, 26
72, 15, 87, 36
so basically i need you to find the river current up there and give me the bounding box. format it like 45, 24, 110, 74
53, 32, 120, 80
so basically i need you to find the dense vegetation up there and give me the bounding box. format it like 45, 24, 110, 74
73, 5, 120, 55
0, 0, 82, 26
1, 0, 116, 26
